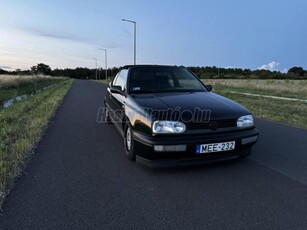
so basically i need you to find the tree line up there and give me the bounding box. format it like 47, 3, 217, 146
0, 63, 120, 80
1, 63, 307, 80
188, 66, 307, 80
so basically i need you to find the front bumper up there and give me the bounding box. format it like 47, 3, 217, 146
133, 128, 259, 166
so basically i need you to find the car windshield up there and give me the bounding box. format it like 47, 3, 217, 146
128, 67, 207, 94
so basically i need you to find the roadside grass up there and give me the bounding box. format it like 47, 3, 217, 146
202, 79, 307, 99
204, 80, 307, 129
0, 75, 66, 105
0, 78, 73, 206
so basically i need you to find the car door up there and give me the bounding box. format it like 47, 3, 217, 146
105, 72, 119, 120
108, 69, 128, 128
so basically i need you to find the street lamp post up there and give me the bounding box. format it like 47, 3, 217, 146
99, 48, 108, 80
122, 19, 136, 65
92, 57, 97, 80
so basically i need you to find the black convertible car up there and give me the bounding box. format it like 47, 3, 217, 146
104, 65, 259, 167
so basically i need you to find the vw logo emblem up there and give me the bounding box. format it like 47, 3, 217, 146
209, 121, 218, 130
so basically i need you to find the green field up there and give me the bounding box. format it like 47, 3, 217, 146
202, 79, 307, 129
0, 76, 73, 205
0, 75, 66, 105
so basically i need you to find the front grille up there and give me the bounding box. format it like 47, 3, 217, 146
186, 119, 237, 130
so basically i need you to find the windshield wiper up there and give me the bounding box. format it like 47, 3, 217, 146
131, 89, 205, 94
168, 89, 204, 93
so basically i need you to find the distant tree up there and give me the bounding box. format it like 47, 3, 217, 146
15, 69, 22, 75
0, 68, 8, 74
243, 69, 252, 75
31, 63, 52, 75
110, 67, 120, 78
288, 66, 305, 76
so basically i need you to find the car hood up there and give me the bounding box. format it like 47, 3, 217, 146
130, 92, 251, 121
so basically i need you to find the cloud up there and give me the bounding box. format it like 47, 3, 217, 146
32, 30, 87, 42
258, 61, 280, 71
36, 31, 81, 41
21, 27, 119, 49
19, 26, 90, 43
0, 65, 12, 69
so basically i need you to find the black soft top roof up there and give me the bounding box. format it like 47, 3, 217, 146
121, 65, 180, 70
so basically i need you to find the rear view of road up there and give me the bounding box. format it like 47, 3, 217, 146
0, 80, 307, 230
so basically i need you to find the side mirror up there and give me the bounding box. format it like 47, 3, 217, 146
206, 84, 213, 92
110, 85, 123, 94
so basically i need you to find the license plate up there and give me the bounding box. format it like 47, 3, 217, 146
196, 141, 235, 154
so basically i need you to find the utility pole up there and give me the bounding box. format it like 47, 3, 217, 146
92, 57, 97, 80
99, 48, 108, 80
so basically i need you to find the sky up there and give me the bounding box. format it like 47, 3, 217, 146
0, 0, 306, 72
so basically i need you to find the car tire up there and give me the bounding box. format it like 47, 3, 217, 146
124, 123, 136, 161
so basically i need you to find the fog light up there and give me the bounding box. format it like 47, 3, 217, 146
154, 145, 187, 152
242, 136, 258, 145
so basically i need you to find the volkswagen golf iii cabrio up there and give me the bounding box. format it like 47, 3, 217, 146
104, 65, 259, 167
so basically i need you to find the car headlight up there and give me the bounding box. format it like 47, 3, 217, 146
152, 121, 186, 134
237, 115, 254, 128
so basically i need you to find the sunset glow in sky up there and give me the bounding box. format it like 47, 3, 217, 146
1, 0, 306, 71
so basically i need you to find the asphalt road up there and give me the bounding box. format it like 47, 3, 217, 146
1, 80, 307, 230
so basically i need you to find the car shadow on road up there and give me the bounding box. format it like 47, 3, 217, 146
136, 157, 249, 174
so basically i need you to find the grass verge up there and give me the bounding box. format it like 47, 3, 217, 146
206, 82, 307, 129
202, 79, 307, 99
0, 75, 66, 105
0, 78, 73, 206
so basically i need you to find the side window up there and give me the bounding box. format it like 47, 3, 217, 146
113, 69, 128, 91
112, 73, 120, 86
